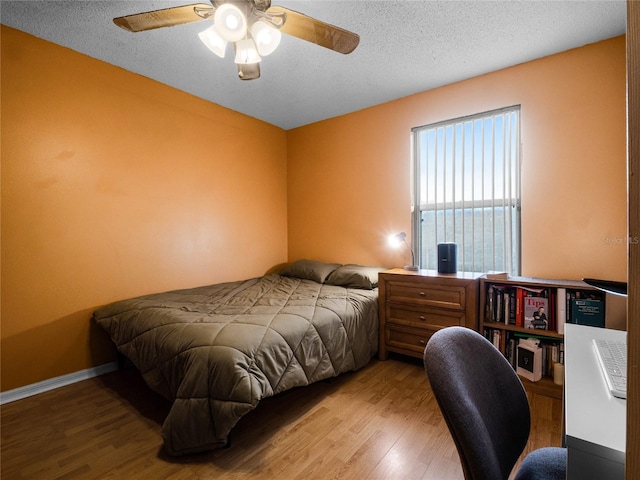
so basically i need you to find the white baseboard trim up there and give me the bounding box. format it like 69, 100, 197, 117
0, 362, 119, 405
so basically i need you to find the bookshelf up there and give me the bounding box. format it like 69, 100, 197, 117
479, 275, 605, 399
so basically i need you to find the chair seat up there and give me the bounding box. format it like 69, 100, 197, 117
514, 447, 567, 480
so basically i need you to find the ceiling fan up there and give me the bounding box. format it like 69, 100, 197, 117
113, 0, 360, 80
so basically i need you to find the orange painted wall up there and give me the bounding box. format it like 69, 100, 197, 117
287, 36, 627, 282
1, 26, 288, 391
1, 27, 627, 393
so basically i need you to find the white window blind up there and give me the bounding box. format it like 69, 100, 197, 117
411, 106, 521, 275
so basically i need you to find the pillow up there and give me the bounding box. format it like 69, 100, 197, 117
279, 259, 342, 284
325, 264, 387, 290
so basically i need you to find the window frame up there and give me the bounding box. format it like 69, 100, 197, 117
410, 105, 522, 274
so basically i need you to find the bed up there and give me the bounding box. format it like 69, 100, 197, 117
93, 260, 383, 455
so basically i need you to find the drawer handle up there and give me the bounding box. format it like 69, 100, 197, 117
419, 339, 426, 345
418, 315, 426, 321
419, 291, 426, 297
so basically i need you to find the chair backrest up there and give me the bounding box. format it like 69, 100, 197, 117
424, 327, 531, 480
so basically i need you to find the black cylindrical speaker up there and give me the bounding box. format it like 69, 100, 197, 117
437, 243, 457, 274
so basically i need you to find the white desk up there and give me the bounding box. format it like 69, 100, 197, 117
564, 324, 626, 480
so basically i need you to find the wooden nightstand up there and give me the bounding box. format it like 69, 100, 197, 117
378, 269, 481, 360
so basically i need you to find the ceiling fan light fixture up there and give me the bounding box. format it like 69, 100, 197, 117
112, 2, 360, 81
250, 20, 281, 56
234, 38, 261, 64
214, 3, 247, 42
198, 24, 227, 58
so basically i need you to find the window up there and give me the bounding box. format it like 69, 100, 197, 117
411, 106, 521, 275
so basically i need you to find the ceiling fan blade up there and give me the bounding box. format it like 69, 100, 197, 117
237, 63, 261, 80
268, 6, 359, 54
114, 4, 214, 32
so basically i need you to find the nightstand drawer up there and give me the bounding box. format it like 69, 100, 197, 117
388, 306, 466, 330
384, 324, 433, 356
388, 282, 466, 310
378, 270, 480, 361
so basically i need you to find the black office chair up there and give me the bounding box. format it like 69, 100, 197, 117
424, 326, 566, 480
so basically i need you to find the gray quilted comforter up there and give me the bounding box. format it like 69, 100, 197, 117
93, 274, 379, 455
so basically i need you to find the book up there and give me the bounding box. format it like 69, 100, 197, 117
566, 289, 606, 325
486, 285, 495, 320
487, 285, 519, 325
505, 331, 517, 368
515, 287, 526, 327
548, 289, 557, 332
524, 296, 550, 330
488, 285, 508, 323
556, 287, 567, 334
570, 298, 605, 327
507, 288, 517, 325
515, 286, 547, 327
486, 271, 509, 280
484, 328, 517, 369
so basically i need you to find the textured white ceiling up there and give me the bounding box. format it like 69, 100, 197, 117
1, 0, 627, 130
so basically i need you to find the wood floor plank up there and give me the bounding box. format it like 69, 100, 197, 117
1, 355, 563, 480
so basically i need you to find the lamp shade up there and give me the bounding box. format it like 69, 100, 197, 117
389, 232, 419, 271
198, 23, 227, 58
388, 232, 407, 248
234, 38, 261, 64
250, 20, 281, 56
214, 3, 247, 42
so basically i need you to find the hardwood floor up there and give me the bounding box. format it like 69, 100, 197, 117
1, 355, 562, 480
